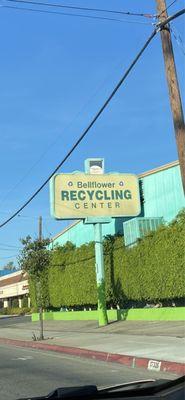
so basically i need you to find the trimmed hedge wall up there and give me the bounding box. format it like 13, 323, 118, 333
49, 242, 97, 308
30, 210, 185, 308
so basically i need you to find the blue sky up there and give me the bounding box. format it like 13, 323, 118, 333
0, 0, 184, 267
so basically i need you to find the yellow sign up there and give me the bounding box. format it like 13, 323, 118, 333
50, 173, 140, 219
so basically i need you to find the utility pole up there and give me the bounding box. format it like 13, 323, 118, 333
38, 216, 44, 340
39, 216, 42, 241
156, 0, 185, 193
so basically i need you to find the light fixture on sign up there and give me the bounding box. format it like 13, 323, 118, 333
89, 159, 104, 175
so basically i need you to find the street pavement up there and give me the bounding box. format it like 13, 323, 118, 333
0, 317, 184, 366
0, 343, 178, 400
0, 317, 184, 337
0, 315, 31, 326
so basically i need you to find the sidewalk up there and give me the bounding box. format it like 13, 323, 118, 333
0, 319, 184, 375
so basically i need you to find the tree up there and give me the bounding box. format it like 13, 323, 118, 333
3, 261, 17, 271
18, 235, 50, 340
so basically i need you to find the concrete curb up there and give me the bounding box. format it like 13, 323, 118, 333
0, 337, 184, 376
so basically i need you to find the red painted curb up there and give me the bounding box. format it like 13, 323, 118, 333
0, 337, 184, 376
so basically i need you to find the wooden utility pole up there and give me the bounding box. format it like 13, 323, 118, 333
39, 216, 42, 241
38, 216, 44, 340
156, 0, 185, 193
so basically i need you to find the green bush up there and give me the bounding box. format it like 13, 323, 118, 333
11, 298, 19, 308
22, 296, 28, 308
28, 277, 37, 309
29, 210, 185, 308
0, 307, 31, 315
28, 269, 50, 310
49, 241, 97, 307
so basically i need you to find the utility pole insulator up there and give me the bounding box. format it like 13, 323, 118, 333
156, 0, 185, 193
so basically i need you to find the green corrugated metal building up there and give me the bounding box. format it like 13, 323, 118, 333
50, 160, 185, 248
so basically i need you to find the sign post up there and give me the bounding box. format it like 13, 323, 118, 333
50, 158, 141, 327
94, 222, 108, 326
84, 159, 108, 326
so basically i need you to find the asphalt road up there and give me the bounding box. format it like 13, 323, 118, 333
0, 315, 31, 327
0, 344, 177, 400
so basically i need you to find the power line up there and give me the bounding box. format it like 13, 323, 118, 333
0, 254, 18, 259
4, 0, 154, 18
0, 210, 50, 219
43, 220, 52, 237
158, 0, 179, 17
0, 9, 184, 229
0, 248, 20, 251
0, 210, 57, 221
165, 0, 179, 11
0, 243, 21, 249
170, 25, 185, 56
0, 54, 149, 208
156, 8, 185, 28
0, 6, 153, 214
0, 30, 158, 229
0, 210, 51, 219
1, 4, 151, 24
17, 213, 48, 219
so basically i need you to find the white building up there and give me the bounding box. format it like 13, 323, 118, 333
0, 270, 30, 309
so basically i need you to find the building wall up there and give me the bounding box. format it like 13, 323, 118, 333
51, 218, 126, 248
141, 164, 185, 222
51, 162, 185, 248
0, 280, 29, 300
0, 271, 29, 308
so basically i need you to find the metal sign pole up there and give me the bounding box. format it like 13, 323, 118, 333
85, 159, 108, 326
94, 222, 108, 326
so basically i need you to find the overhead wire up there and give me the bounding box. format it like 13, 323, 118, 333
0, 248, 20, 251
4, 0, 154, 18
157, 0, 179, 17
0, 243, 21, 249
0, 53, 151, 208
43, 220, 52, 237
0, 8, 184, 229
17, 214, 51, 219
0, 254, 18, 259
0, 210, 51, 219
0, 29, 158, 228
170, 24, 185, 56
1, 3, 152, 24
0, 2, 151, 208
0, 2, 156, 217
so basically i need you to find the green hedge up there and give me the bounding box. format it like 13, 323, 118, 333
30, 210, 185, 308
0, 307, 31, 315
29, 268, 50, 310
49, 242, 97, 307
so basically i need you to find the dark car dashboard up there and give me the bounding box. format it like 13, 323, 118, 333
17, 375, 185, 400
